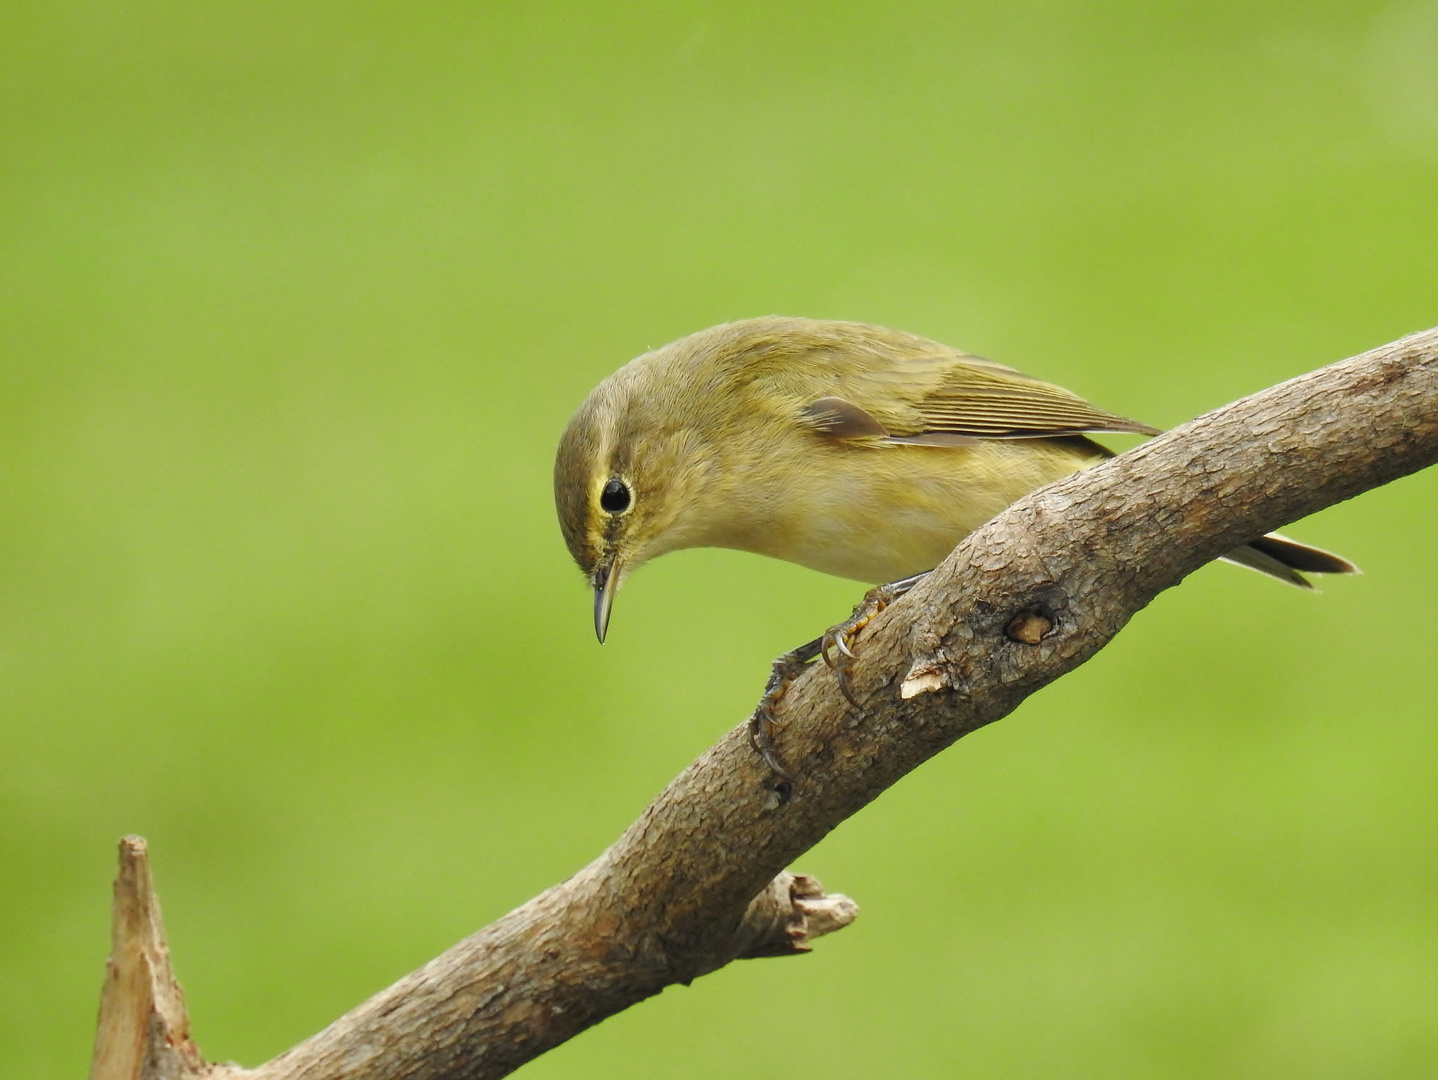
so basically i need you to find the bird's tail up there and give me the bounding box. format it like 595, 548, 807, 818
1221, 533, 1359, 589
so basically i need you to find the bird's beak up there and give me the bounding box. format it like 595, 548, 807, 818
593, 557, 622, 643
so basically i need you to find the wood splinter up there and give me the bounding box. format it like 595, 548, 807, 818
89, 835, 221, 1080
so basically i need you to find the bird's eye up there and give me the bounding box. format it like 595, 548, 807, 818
600, 478, 631, 513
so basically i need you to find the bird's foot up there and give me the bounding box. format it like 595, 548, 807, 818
748, 635, 824, 784
820, 573, 929, 706
748, 573, 929, 784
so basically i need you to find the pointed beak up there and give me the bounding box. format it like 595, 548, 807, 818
593, 558, 622, 643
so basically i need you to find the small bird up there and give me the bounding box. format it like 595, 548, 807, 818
554, 317, 1356, 771
556, 315, 1354, 632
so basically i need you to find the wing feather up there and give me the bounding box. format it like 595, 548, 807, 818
802, 350, 1158, 442
907, 360, 1160, 439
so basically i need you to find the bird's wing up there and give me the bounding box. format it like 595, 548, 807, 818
802, 350, 1159, 443
902, 354, 1160, 439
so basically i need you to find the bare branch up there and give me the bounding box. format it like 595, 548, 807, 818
91, 327, 1438, 1080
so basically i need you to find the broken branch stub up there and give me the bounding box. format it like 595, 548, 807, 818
89, 836, 212, 1080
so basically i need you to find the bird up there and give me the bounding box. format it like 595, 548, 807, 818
553, 316, 1357, 772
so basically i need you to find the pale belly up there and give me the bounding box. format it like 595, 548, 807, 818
711, 438, 1106, 584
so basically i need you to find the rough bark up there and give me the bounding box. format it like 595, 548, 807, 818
89, 326, 1438, 1080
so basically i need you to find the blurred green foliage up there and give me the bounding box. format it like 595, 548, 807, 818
2, 2, 1437, 1077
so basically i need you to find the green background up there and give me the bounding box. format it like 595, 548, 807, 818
4, 2, 1437, 1077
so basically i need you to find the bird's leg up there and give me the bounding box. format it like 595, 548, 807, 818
749, 573, 930, 782
821, 572, 930, 706
748, 634, 825, 782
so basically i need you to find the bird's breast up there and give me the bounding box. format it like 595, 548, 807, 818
696, 437, 1103, 583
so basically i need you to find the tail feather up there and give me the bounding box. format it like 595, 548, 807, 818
1221, 533, 1360, 589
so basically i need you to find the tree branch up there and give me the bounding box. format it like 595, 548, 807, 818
90, 327, 1438, 1080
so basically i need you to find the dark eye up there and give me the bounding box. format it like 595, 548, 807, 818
600, 478, 631, 514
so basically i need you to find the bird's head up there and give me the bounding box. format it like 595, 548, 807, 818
553, 354, 724, 642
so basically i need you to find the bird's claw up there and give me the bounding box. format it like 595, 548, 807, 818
747, 635, 824, 783
748, 704, 794, 783
819, 582, 902, 705
747, 573, 929, 781
827, 629, 857, 662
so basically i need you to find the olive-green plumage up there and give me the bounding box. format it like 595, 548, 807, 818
555, 317, 1355, 640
